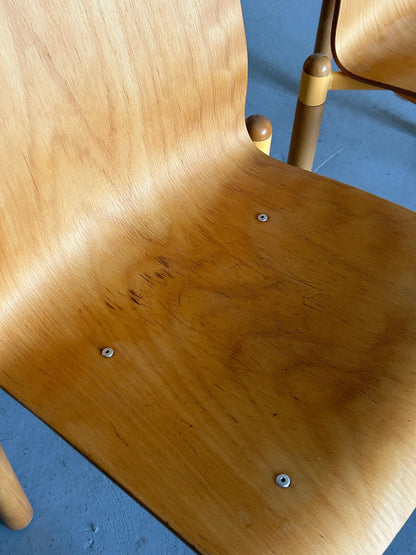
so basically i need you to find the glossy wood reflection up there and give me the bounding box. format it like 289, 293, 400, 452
0, 1, 416, 553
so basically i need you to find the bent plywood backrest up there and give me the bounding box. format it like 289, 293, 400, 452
0, 0, 248, 288
0, 0, 249, 540
0, 0, 252, 373
333, 0, 416, 96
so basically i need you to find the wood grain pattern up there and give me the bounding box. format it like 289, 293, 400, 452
1, 0, 416, 552
333, 0, 416, 96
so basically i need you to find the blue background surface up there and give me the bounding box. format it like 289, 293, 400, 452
1, 0, 415, 552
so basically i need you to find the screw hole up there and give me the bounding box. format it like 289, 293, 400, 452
257, 213, 269, 222
101, 347, 114, 358
276, 473, 291, 488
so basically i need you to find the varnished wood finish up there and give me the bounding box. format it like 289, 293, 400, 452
246, 115, 272, 142
0, 445, 33, 530
246, 115, 273, 155
288, 101, 326, 170
1, 1, 416, 553
330, 71, 382, 91
333, 0, 416, 96
303, 53, 332, 79
289, 0, 416, 170
288, 54, 332, 170
314, 0, 336, 58
299, 54, 332, 107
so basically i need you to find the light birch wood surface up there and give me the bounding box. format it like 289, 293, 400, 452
333, 0, 416, 96
1, 1, 416, 552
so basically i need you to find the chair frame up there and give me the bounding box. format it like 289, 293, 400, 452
287, 0, 414, 171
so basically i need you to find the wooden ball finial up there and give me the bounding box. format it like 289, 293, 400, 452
303, 53, 331, 77
245, 114, 273, 142
246, 115, 273, 155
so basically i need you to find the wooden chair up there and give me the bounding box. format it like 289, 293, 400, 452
1, 0, 416, 552
288, 0, 416, 171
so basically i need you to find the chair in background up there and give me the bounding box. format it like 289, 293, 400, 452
288, 0, 416, 171
1, 1, 416, 553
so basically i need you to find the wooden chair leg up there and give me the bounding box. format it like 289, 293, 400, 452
287, 0, 336, 171
313, 0, 336, 58
0, 444, 33, 530
287, 54, 331, 171
246, 114, 273, 155
287, 98, 326, 171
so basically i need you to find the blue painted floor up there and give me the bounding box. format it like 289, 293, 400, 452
1, 1, 415, 553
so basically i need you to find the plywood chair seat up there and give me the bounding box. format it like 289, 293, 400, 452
1, 0, 416, 553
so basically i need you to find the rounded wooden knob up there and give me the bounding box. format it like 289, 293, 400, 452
303, 53, 331, 77
245, 114, 273, 142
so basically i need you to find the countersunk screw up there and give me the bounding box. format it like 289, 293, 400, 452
276, 473, 291, 488
257, 213, 269, 222
101, 347, 114, 358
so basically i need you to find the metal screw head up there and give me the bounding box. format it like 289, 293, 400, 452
257, 213, 269, 222
101, 347, 114, 358
276, 473, 291, 488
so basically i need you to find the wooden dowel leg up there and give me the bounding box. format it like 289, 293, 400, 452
0, 444, 33, 530
246, 114, 273, 155
287, 100, 325, 171
288, 0, 336, 172
288, 54, 331, 171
